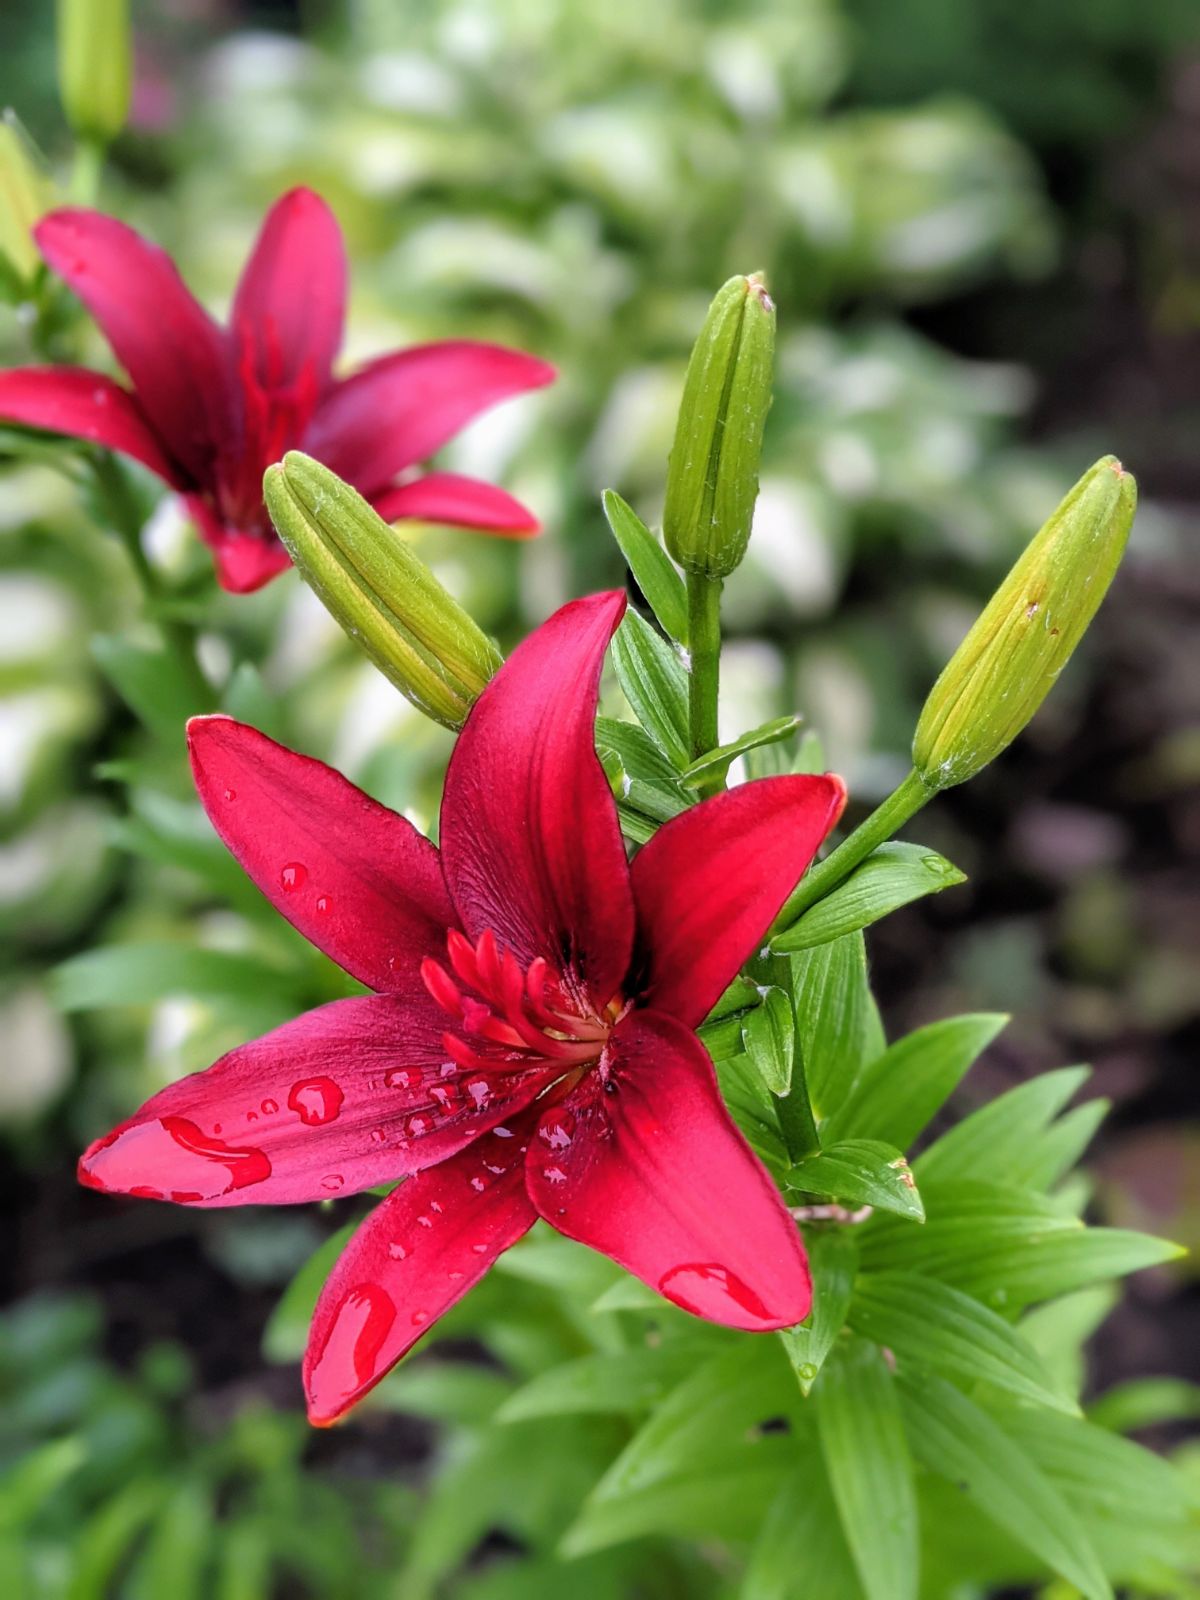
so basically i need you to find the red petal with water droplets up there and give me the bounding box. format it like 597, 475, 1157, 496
630, 774, 847, 1028
231, 187, 346, 395
304, 1126, 536, 1424
184, 498, 293, 592
370, 472, 539, 537
77, 992, 556, 1207
304, 340, 555, 495
525, 1009, 812, 1331
188, 716, 455, 991
0, 367, 184, 485
440, 592, 635, 1008
35, 209, 233, 483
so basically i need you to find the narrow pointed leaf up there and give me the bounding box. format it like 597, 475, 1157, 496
917, 1064, 1092, 1186
896, 1369, 1113, 1600
787, 1140, 924, 1221
792, 932, 878, 1122
779, 1229, 858, 1396
610, 609, 690, 768
815, 1337, 918, 1600
772, 840, 965, 953
822, 1013, 1007, 1150
602, 490, 688, 642
680, 716, 802, 790
745, 1466, 863, 1600
849, 1271, 1078, 1412
498, 1344, 713, 1422
742, 986, 794, 1096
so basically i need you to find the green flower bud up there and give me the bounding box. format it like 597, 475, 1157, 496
663, 272, 775, 579
264, 453, 502, 730
0, 112, 53, 287
913, 456, 1136, 791
57, 0, 132, 146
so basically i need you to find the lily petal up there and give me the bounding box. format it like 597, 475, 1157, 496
305, 341, 555, 495
231, 187, 346, 395
78, 993, 555, 1208
370, 472, 539, 537
184, 498, 293, 593
440, 592, 635, 1008
525, 1009, 812, 1330
35, 209, 232, 482
188, 716, 455, 991
304, 1126, 536, 1424
0, 367, 183, 484
630, 774, 846, 1028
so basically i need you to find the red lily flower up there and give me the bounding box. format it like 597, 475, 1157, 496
78, 592, 845, 1424
0, 189, 553, 592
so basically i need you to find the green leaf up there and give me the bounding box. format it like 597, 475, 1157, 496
744, 1465, 863, 1600
52, 942, 301, 1015
127, 1482, 212, 1600
792, 932, 878, 1121
610, 609, 690, 768
787, 1140, 924, 1221
1020, 1285, 1119, 1401
378, 1360, 512, 1424
595, 716, 686, 791
896, 1369, 1113, 1600
680, 716, 801, 789
821, 1013, 1007, 1150
498, 1344, 712, 1422
1014, 1098, 1109, 1190
564, 1342, 802, 1556
815, 1337, 918, 1600
742, 986, 794, 1096
916, 1064, 1092, 1185
1002, 1407, 1196, 1528
263, 1224, 355, 1362
715, 1053, 792, 1175
590, 1276, 676, 1315
779, 1229, 858, 1396
91, 633, 205, 741
1088, 1377, 1200, 1434
602, 490, 688, 642
849, 1271, 1076, 1412
773, 841, 965, 953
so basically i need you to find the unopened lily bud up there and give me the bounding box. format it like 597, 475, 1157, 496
264, 453, 502, 730
57, 0, 132, 146
913, 456, 1136, 791
663, 271, 775, 579
0, 113, 53, 286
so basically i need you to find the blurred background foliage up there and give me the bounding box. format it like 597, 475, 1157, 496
0, 0, 1197, 1594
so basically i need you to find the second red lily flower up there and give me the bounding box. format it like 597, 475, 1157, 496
78, 591, 845, 1423
0, 188, 553, 591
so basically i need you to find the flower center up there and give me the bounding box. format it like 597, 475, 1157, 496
420, 928, 615, 1077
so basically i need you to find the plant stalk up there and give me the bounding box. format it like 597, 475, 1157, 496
686, 571, 722, 790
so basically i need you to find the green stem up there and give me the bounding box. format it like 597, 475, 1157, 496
686, 571, 722, 786
90, 454, 214, 711
69, 139, 104, 204
773, 767, 933, 934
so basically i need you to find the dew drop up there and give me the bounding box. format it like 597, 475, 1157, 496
404, 1112, 434, 1139
321, 1173, 345, 1192
280, 862, 307, 892
469, 1176, 485, 1193
315, 895, 332, 916
223, 788, 236, 802
370, 1127, 387, 1145
308, 1283, 396, 1414
417, 1214, 433, 1229
288, 1077, 344, 1126
439, 1062, 457, 1079
447, 1270, 464, 1282
80, 1117, 272, 1202
493, 1125, 513, 1139
260, 1098, 278, 1115
385, 1066, 423, 1092
471, 1243, 488, 1255
411, 1311, 429, 1327
537, 1107, 576, 1151
658, 1262, 774, 1324
464, 1075, 492, 1109
543, 1165, 568, 1186
429, 1200, 443, 1214
798, 1363, 818, 1382
430, 1081, 461, 1114
387, 1241, 409, 1261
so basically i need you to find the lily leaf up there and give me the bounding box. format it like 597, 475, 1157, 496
779, 1228, 858, 1396
602, 489, 688, 643
786, 1139, 924, 1221
610, 609, 690, 768
741, 985, 794, 1096
772, 840, 965, 953
680, 716, 801, 789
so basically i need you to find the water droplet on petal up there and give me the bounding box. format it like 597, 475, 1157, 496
439, 1062, 457, 1079
385, 1066, 423, 1092
429, 1200, 443, 1214
493, 1126, 513, 1139
471, 1243, 488, 1255
447, 1271, 464, 1282
417, 1214, 433, 1228
79, 1117, 272, 1202
537, 1107, 576, 1151
387, 1242, 408, 1261
404, 1112, 434, 1139
658, 1263, 774, 1324
411, 1311, 429, 1327
261, 1098, 278, 1115
223, 788, 236, 802
288, 1077, 344, 1126
469, 1176, 485, 1193
370, 1127, 387, 1145
464, 1075, 492, 1109
315, 895, 332, 915
430, 1082, 461, 1114
321, 1173, 344, 1192
543, 1166, 568, 1185
280, 862, 307, 892
308, 1284, 396, 1414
